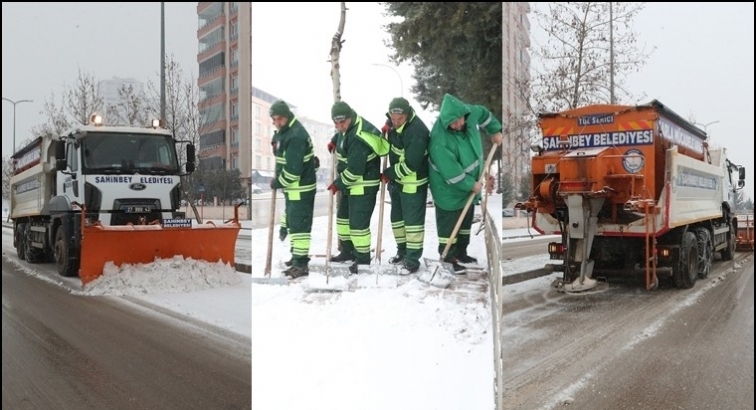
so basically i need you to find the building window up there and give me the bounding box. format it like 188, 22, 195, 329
231, 155, 239, 170
255, 121, 262, 135
231, 47, 239, 67
231, 74, 238, 93
266, 156, 272, 170
231, 101, 239, 119
255, 155, 261, 168
255, 138, 261, 152
254, 104, 261, 119
231, 21, 239, 40
231, 127, 239, 143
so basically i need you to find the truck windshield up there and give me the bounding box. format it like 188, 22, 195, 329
82, 132, 180, 175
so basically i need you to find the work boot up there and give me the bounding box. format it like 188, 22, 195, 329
444, 257, 467, 275
284, 265, 309, 279
330, 253, 355, 263
398, 261, 419, 276
284, 258, 293, 267
349, 253, 371, 274
389, 254, 405, 265
457, 254, 478, 265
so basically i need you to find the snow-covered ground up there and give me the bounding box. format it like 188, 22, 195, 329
251, 194, 505, 410
2, 192, 565, 409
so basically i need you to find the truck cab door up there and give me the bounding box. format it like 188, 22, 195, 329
58, 141, 85, 208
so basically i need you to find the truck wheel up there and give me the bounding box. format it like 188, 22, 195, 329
54, 226, 79, 277
24, 224, 45, 264
695, 228, 713, 279
673, 231, 698, 289
720, 222, 735, 261
17, 224, 27, 261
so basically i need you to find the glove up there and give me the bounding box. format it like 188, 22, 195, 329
279, 226, 288, 242
381, 122, 391, 135
328, 183, 339, 195
327, 141, 336, 153
380, 173, 391, 185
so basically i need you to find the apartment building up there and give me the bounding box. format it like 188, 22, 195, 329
502, 2, 532, 197
250, 86, 335, 187
196, 2, 252, 188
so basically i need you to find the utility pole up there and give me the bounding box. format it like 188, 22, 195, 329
609, 2, 615, 104
160, 2, 166, 124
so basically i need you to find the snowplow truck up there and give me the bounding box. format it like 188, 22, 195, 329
10, 115, 241, 286
517, 100, 746, 292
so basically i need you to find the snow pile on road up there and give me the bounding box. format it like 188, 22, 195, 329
83, 256, 242, 296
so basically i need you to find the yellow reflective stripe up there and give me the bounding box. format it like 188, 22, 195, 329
391, 146, 404, 156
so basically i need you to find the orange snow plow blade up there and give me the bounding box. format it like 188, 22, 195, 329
78, 212, 241, 286
736, 213, 754, 252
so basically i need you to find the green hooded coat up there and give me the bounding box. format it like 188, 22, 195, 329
428, 94, 503, 211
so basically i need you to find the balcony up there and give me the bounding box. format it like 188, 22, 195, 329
197, 41, 227, 64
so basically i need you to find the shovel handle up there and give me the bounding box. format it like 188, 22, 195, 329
264, 188, 277, 277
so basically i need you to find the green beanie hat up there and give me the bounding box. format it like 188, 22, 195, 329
331, 101, 354, 122
389, 97, 411, 115
269, 100, 293, 118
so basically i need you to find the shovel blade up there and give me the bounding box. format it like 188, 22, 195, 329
418, 258, 456, 288
250, 276, 290, 286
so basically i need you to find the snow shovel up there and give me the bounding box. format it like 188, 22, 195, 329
251, 188, 289, 285
356, 153, 398, 288
304, 151, 349, 292
420, 142, 500, 288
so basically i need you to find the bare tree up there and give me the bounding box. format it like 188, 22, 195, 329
31, 91, 72, 139
106, 83, 150, 126
2, 156, 13, 200
532, 2, 653, 112
146, 54, 209, 221
65, 68, 105, 125
329, 2, 347, 103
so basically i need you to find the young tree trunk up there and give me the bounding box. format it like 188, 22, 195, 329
330, 2, 346, 252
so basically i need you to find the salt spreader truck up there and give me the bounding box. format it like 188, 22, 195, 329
517, 100, 746, 292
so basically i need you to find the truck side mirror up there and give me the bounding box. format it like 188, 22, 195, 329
739, 167, 746, 181
55, 140, 67, 171
186, 143, 196, 173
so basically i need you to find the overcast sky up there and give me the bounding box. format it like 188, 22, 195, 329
2, 2, 198, 155
251, 2, 437, 128
530, 2, 754, 201
3, 2, 752, 201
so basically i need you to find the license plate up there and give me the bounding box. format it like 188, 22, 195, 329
124, 206, 152, 213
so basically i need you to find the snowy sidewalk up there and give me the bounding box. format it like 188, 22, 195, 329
251, 198, 500, 410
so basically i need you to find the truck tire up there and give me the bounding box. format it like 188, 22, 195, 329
24, 224, 45, 264
54, 226, 79, 277
17, 223, 27, 261
720, 221, 735, 261
673, 231, 698, 289
695, 228, 713, 279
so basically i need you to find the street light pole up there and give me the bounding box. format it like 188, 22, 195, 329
160, 2, 166, 124
371, 63, 403, 97
694, 120, 720, 135
2, 97, 34, 152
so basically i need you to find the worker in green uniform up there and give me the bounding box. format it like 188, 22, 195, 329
269, 100, 318, 279
380, 97, 431, 275
327, 101, 390, 274
428, 94, 503, 274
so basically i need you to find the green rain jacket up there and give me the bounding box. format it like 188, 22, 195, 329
271, 117, 318, 200
428, 94, 503, 211
383, 108, 430, 194
330, 116, 390, 195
